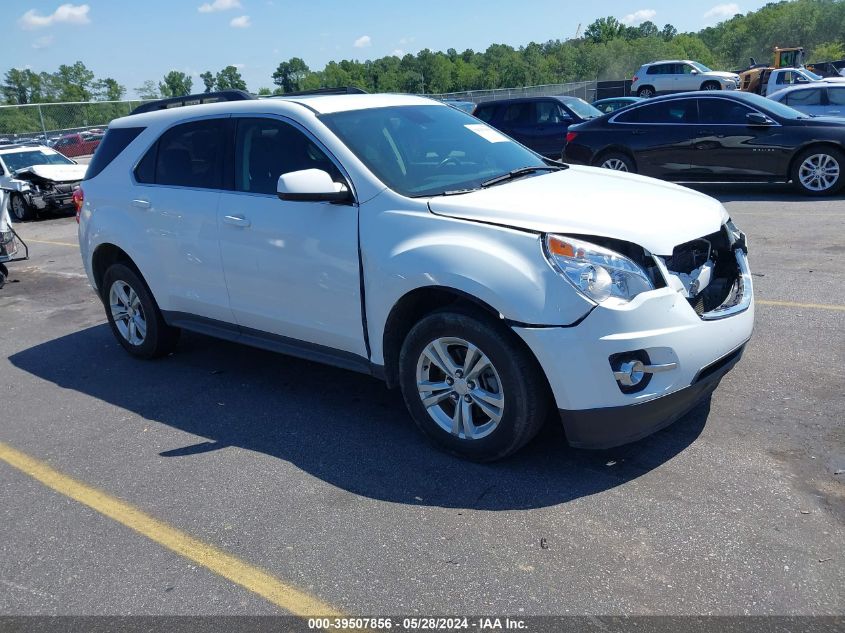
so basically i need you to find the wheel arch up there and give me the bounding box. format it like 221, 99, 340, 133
787, 141, 845, 181
381, 286, 504, 388
91, 243, 145, 299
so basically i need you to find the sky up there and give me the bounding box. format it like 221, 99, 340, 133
5, 0, 772, 98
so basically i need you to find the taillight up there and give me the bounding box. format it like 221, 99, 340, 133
632, 76, 639, 83
566, 131, 578, 144
73, 187, 84, 223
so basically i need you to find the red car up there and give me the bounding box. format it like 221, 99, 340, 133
53, 133, 101, 158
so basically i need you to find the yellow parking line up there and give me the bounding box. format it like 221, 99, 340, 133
23, 238, 79, 248
0, 441, 343, 618
757, 299, 845, 312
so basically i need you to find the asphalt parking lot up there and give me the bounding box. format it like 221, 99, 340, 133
0, 184, 843, 619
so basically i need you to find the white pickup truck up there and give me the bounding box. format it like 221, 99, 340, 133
758, 67, 845, 96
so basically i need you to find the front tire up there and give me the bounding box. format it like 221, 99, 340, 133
398, 309, 549, 461
102, 263, 180, 359
594, 152, 636, 174
701, 81, 722, 91
791, 147, 844, 196
10, 193, 35, 222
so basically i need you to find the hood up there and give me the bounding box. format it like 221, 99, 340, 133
427, 166, 729, 256
707, 71, 740, 80
15, 163, 87, 182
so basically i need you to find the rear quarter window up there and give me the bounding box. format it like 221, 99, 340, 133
84, 127, 145, 180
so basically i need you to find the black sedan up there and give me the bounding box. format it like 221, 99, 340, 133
563, 91, 845, 195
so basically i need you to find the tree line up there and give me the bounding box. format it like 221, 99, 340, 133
2, 0, 844, 106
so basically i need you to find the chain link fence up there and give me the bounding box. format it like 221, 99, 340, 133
426, 81, 599, 104
0, 80, 626, 143
0, 100, 150, 143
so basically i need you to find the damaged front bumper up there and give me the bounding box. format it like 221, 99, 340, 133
513, 227, 754, 449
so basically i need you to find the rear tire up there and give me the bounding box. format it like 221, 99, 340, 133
102, 263, 180, 359
594, 152, 636, 174
791, 146, 844, 196
10, 193, 35, 222
398, 309, 549, 462
637, 86, 655, 98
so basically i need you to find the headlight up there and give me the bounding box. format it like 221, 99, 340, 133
544, 235, 654, 304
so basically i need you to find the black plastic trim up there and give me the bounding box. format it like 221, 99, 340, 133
130, 90, 255, 115
162, 311, 380, 377
560, 343, 747, 450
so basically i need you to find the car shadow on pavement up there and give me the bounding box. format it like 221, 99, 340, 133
10, 325, 710, 511
683, 182, 845, 202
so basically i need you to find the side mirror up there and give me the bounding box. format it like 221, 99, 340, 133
277, 169, 352, 203
690, 69, 699, 75
746, 112, 774, 126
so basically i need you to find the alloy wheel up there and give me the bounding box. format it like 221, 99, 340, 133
11, 196, 27, 221
601, 158, 629, 172
415, 337, 504, 441
109, 280, 147, 346
798, 153, 840, 192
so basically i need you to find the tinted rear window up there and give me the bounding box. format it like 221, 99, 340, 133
134, 119, 224, 189
84, 127, 144, 180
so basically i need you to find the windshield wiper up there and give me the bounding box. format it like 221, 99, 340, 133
480, 165, 564, 188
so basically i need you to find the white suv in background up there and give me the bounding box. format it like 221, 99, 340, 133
633, 61, 741, 98
77, 90, 754, 461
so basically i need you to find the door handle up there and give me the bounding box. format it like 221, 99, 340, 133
697, 130, 715, 135
223, 214, 251, 228
131, 199, 151, 210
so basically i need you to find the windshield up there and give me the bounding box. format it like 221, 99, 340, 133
562, 98, 603, 120
2, 150, 75, 172
802, 69, 823, 81
691, 62, 713, 73
321, 105, 547, 197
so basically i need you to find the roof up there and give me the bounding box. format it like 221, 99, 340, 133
642, 60, 695, 65
474, 95, 586, 106
111, 93, 442, 128
0, 144, 50, 154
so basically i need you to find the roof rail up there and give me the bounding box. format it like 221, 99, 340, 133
274, 87, 368, 97
129, 90, 255, 115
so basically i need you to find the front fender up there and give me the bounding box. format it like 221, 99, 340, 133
361, 200, 593, 365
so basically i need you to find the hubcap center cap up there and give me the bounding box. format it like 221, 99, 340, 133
453, 379, 469, 396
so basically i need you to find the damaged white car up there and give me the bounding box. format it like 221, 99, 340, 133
0, 144, 87, 221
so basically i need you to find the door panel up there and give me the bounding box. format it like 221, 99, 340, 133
132, 118, 232, 322
690, 99, 784, 177
614, 99, 699, 177
217, 117, 365, 356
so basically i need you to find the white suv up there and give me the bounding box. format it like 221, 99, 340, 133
633, 61, 741, 98
78, 91, 754, 461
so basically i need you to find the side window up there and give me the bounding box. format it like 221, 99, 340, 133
828, 88, 845, 106
502, 103, 532, 125
136, 119, 224, 189
646, 65, 659, 75
535, 101, 567, 124
473, 105, 496, 122
615, 99, 698, 124
234, 118, 342, 196
785, 88, 823, 106
681, 64, 696, 75
698, 99, 753, 124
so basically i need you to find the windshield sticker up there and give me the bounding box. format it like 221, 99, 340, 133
465, 124, 509, 143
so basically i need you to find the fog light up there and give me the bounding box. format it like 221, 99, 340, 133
610, 351, 679, 395
614, 360, 646, 387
